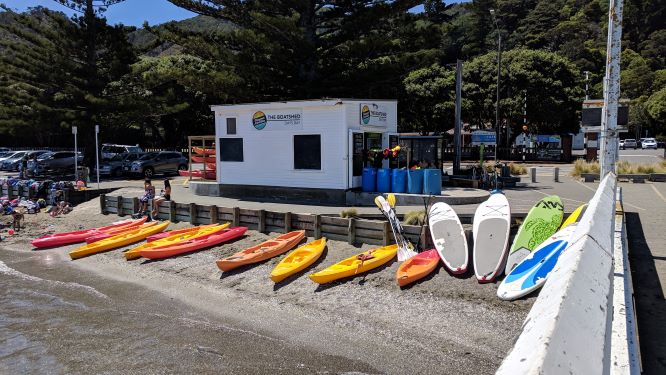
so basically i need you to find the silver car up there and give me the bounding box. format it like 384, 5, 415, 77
0, 151, 29, 171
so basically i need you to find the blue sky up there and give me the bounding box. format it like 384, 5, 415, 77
3, 0, 197, 26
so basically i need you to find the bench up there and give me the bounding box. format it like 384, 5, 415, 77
649, 173, 666, 182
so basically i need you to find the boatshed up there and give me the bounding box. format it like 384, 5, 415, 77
208, 99, 398, 203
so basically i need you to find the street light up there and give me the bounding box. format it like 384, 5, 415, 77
490, 9, 502, 161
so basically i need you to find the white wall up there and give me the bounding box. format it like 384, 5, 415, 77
213, 103, 347, 189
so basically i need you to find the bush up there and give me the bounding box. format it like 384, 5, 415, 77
403, 210, 425, 225
340, 208, 358, 218
571, 159, 600, 176
508, 162, 527, 175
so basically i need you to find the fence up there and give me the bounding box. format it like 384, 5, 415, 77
101, 195, 529, 247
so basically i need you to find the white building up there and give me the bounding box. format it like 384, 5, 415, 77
205, 99, 398, 203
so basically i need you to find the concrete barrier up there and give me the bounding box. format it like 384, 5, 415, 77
497, 173, 620, 374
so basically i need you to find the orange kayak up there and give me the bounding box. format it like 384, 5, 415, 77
395, 249, 440, 287
85, 218, 152, 243
191, 155, 216, 163
216, 230, 305, 272
193, 147, 215, 155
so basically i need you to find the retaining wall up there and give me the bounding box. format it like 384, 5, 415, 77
497, 173, 640, 374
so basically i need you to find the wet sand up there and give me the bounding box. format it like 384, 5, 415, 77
0, 195, 534, 374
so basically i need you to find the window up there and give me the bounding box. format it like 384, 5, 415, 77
294, 135, 321, 170
226, 118, 237, 135
219, 138, 243, 162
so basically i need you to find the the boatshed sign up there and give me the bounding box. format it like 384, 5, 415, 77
360, 103, 388, 127
252, 109, 303, 130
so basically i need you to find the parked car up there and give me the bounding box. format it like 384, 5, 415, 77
641, 138, 657, 150
96, 152, 144, 177
0, 151, 22, 164
35, 151, 83, 175
0, 151, 29, 170
101, 144, 143, 160
2, 150, 50, 171
0, 147, 10, 153
621, 139, 637, 149
128, 151, 188, 178
619, 139, 624, 149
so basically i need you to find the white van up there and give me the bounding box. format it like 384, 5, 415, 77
101, 144, 143, 160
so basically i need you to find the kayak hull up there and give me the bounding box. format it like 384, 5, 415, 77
69, 221, 170, 260
31, 219, 135, 249
140, 227, 248, 260
125, 223, 228, 260
396, 249, 440, 287
216, 230, 305, 272
270, 238, 327, 283
310, 244, 398, 284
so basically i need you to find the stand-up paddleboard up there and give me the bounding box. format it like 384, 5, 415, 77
505, 195, 563, 275
429, 202, 468, 274
560, 204, 587, 229
473, 192, 511, 282
497, 224, 577, 300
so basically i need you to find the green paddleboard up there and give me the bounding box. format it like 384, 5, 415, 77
504, 195, 564, 274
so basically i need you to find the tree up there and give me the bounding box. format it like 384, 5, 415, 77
645, 87, 666, 135
403, 63, 458, 133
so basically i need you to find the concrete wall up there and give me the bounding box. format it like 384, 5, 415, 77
497, 173, 619, 374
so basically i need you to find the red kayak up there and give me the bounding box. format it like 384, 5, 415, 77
140, 227, 248, 260
193, 147, 215, 155
85, 218, 151, 244
205, 163, 216, 170
31, 219, 135, 249
191, 155, 216, 163
178, 169, 216, 179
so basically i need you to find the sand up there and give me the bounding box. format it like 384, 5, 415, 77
1, 191, 535, 374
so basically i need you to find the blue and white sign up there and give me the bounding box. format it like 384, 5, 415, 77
471, 131, 496, 146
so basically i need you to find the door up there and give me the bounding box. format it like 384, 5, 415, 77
388, 132, 400, 169
348, 130, 364, 188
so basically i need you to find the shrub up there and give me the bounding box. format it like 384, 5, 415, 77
571, 159, 600, 176
340, 208, 358, 218
403, 210, 425, 226
508, 162, 527, 175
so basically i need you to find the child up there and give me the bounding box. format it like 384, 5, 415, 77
152, 179, 171, 217
138, 179, 155, 217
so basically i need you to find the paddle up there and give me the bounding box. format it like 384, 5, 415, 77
374, 195, 416, 261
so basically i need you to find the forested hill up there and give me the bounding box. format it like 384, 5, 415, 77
0, 0, 664, 150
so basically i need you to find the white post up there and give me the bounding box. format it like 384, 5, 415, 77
72, 126, 78, 183
95, 124, 100, 190
599, 0, 623, 178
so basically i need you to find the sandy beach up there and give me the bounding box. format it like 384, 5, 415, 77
1, 192, 534, 374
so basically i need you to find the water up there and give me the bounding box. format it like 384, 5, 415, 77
0, 251, 374, 374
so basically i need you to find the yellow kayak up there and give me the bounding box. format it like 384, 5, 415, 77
70, 221, 170, 260
270, 238, 327, 283
560, 204, 587, 229
124, 223, 229, 260
309, 244, 397, 284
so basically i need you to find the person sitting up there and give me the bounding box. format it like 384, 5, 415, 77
152, 179, 171, 217
138, 179, 155, 217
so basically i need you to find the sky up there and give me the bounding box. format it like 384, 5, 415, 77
3, 0, 197, 26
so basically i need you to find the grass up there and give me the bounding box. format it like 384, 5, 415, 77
571, 159, 666, 176
508, 162, 527, 175
403, 210, 426, 226
339, 208, 358, 218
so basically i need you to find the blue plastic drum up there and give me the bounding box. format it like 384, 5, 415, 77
391, 169, 407, 193
362, 167, 377, 192
423, 169, 442, 195
376, 168, 391, 193
407, 169, 424, 194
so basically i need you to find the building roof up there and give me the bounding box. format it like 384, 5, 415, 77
211, 98, 397, 111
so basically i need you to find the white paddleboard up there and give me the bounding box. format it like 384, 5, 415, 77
497, 224, 577, 300
429, 202, 468, 274
473, 192, 511, 283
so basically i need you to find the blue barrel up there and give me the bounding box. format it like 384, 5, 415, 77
423, 169, 442, 195
407, 169, 424, 194
376, 168, 391, 193
362, 167, 377, 192
391, 169, 407, 193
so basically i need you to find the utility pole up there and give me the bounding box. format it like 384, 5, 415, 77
490, 9, 501, 161
599, 0, 623, 177
454, 59, 463, 175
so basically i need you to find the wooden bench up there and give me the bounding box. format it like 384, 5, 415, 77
649, 173, 666, 182
498, 176, 521, 188
618, 174, 649, 183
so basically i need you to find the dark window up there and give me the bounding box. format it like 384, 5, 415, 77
294, 135, 321, 170
226, 118, 237, 135
219, 138, 243, 162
